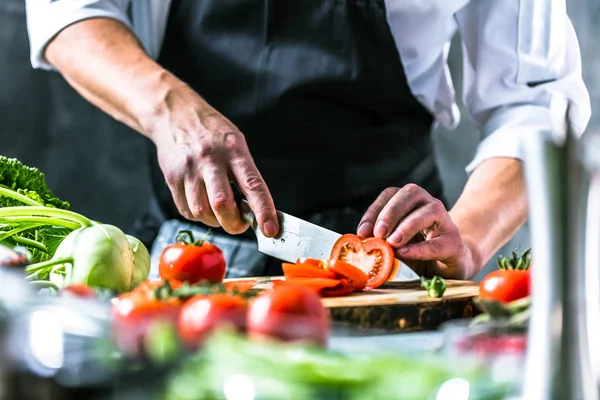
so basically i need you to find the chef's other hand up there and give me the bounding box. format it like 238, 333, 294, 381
150, 85, 279, 237
356, 184, 475, 279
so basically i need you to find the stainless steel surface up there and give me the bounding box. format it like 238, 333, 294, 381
239, 199, 421, 281
521, 101, 599, 400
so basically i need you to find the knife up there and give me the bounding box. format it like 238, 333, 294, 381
231, 183, 420, 281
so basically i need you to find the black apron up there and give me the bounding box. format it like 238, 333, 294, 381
134, 0, 444, 278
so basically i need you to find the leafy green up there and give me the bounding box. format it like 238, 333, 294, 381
0, 156, 69, 209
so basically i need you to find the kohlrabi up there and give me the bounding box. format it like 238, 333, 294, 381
0, 156, 151, 292
126, 234, 151, 289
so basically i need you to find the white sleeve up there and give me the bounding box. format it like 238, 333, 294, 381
456, 0, 592, 174
25, 0, 133, 71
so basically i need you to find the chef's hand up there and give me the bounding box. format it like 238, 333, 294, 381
149, 84, 279, 237
356, 184, 477, 279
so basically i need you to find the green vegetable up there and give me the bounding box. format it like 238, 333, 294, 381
0, 156, 69, 209
41, 224, 135, 293
127, 234, 151, 289
0, 156, 150, 292
421, 275, 447, 298
161, 329, 506, 400
471, 296, 531, 331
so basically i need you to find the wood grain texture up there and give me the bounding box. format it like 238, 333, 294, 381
225, 277, 480, 333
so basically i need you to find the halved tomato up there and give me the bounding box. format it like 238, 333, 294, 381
330, 234, 395, 289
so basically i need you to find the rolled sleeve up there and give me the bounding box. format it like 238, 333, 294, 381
25, 0, 133, 71
457, 0, 591, 174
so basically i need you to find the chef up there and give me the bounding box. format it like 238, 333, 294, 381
25, 0, 590, 280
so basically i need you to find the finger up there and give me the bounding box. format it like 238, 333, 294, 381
396, 234, 457, 261
203, 166, 248, 234
183, 178, 219, 227
357, 187, 399, 237
386, 199, 446, 248
164, 172, 195, 221
372, 184, 429, 239
231, 155, 278, 238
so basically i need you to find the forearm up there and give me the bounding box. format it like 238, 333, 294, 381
449, 157, 528, 277
44, 18, 185, 139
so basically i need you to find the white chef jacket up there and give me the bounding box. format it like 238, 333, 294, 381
25, 0, 591, 174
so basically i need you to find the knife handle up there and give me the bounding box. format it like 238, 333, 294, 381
230, 181, 256, 227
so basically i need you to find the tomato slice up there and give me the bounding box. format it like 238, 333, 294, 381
275, 277, 355, 298
321, 278, 355, 297
223, 280, 259, 293
282, 262, 338, 279
330, 234, 395, 289
296, 258, 323, 267
326, 260, 368, 291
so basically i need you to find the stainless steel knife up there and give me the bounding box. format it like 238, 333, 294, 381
233, 187, 420, 281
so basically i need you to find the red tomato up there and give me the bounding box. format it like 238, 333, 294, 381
247, 284, 330, 346
60, 284, 96, 298
282, 261, 338, 280
330, 234, 395, 289
274, 277, 348, 297
111, 289, 182, 357
326, 260, 368, 291
479, 270, 531, 304
178, 294, 248, 350
159, 230, 226, 284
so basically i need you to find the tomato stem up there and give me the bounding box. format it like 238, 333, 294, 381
174, 229, 213, 246
496, 247, 532, 271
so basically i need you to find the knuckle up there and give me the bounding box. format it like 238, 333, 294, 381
189, 204, 207, 220
223, 131, 246, 153
403, 183, 421, 195
211, 195, 232, 212
430, 198, 446, 212
241, 173, 266, 193
383, 187, 399, 198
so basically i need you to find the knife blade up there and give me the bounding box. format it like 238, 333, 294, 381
232, 185, 419, 281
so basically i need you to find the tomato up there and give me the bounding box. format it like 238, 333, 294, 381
282, 262, 338, 279
330, 234, 395, 289
479, 248, 532, 304
479, 270, 531, 304
178, 294, 248, 349
159, 230, 226, 285
111, 287, 182, 357
326, 260, 368, 291
274, 277, 350, 297
60, 284, 96, 298
247, 284, 330, 346
282, 259, 367, 293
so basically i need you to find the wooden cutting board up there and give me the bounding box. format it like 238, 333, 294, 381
225, 277, 480, 334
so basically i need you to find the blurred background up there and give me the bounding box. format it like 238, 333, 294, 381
0, 0, 597, 280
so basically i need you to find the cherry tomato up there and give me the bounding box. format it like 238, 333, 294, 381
479, 270, 531, 304
60, 284, 96, 298
330, 234, 395, 289
159, 230, 226, 284
178, 294, 248, 350
247, 283, 330, 346
111, 288, 182, 357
